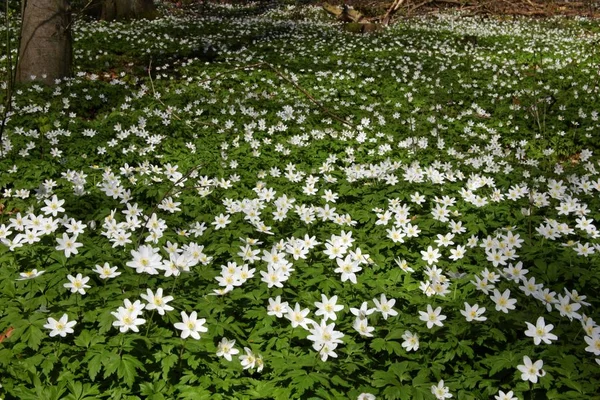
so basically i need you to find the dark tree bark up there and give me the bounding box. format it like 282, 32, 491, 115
16, 0, 72, 85
100, 0, 157, 21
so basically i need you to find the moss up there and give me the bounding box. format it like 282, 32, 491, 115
344, 22, 364, 33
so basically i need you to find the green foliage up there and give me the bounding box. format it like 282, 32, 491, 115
1, 2, 600, 400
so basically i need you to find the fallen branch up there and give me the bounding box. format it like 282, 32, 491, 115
388, 0, 590, 17
147, 58, 216, 127
150, 60, 355, 129
382, 0, 405, 25
262, 63, 355, 128
323, 2, 366, 22
433, 0, 472, 5
408, 0, 434, 15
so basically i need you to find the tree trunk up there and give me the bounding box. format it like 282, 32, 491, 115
16, 0, 72, 85
100, 0, 157, 21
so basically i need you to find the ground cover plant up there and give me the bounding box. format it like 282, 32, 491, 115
1, 2, 600, 399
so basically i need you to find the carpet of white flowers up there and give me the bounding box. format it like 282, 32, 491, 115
1, 2, 600, 399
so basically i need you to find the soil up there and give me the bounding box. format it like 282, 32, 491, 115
320, 0, 600, 19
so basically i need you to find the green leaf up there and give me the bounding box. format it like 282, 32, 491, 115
412, 369, 429, 386
186, 355, 200, 369
0, 348, 12, 366
87, 353, 103, 381
294, 373, 315, 396
372, 370, 398, 388
102, 351, 120, 379
140, 383, 155, 396
140, 381, 167, 399
546, 262, 559, 281
75, 330, 93, 348
41, 354, 58, 377
389, 362, 411, 383
23, 324, 44, 351
180, 371, 199, 385
118, 354, 144, 387
66, 381, 83, 399
161, 353, 178, 379
370, 337, 386, 352
385, 340, 403, 356
97, 309, 115, 334
487, 352, 516, 376
178, 386, 214, 400
385, 330, 407, 341
383, 385, 407, 400
560, 378, 584, 393
457, 340, 474, 358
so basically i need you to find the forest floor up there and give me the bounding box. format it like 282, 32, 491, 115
2, 1, 600, 399
297, 0, 600, 19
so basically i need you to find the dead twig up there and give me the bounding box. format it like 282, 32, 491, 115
0, 326, 14, 343
408, 0, 434, 15
178, 61, 355, 128
147, 58, 216, 127
382, 0, 405, 25
262, 63, 354, 128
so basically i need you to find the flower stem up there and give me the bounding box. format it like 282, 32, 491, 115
177, 338, 186, 373
170, 273, 180, 294
118, 334, 125, 356
145, 310, 156, 338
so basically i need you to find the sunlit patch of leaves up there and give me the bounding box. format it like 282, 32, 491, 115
1, 2, 600, 399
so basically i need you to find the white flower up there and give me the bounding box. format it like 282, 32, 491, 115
307, 319, 345, 361
449, 245, 466, 261
555, 294, 581, 321
111, 307, 146, 333
239, 347, 257, 369
17, 269, 45, 280
419, 304, 446, 329
401, 330, 419, 352
123, 298, 145, 315
44, 314, 76, 337
140, 288, 174, 315
395, 257, 414, 273
126, 245, 162, 275
285, 303, 313, 330
350, 301, 375, 320
584, 332, 600, 355
212, 213, 231, 230
460, 303, 487, 322
524, 316, 557, 345
372, 294, 398, 320
41, 195, 65, 217
216, 337, 240, 361
334, 255, 362, 284
490, 289, 517, 313
314, 294, 344, 322
353, 317, 375, 337
357, 394, 376, 400
93, 262, 121, 279
158, 197, 181, 213
495, 390, 518, 400
55, 233, 83, 258
431, 380, 452, 399
174, 311, 207, 340
260, 266, 286, 288
421, 246, 441, 265
267, 296, 289, 318
63, 273, 91, 295
255, 353, 264, 372
64, 219, 86, 235
517, 355, 545, 383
